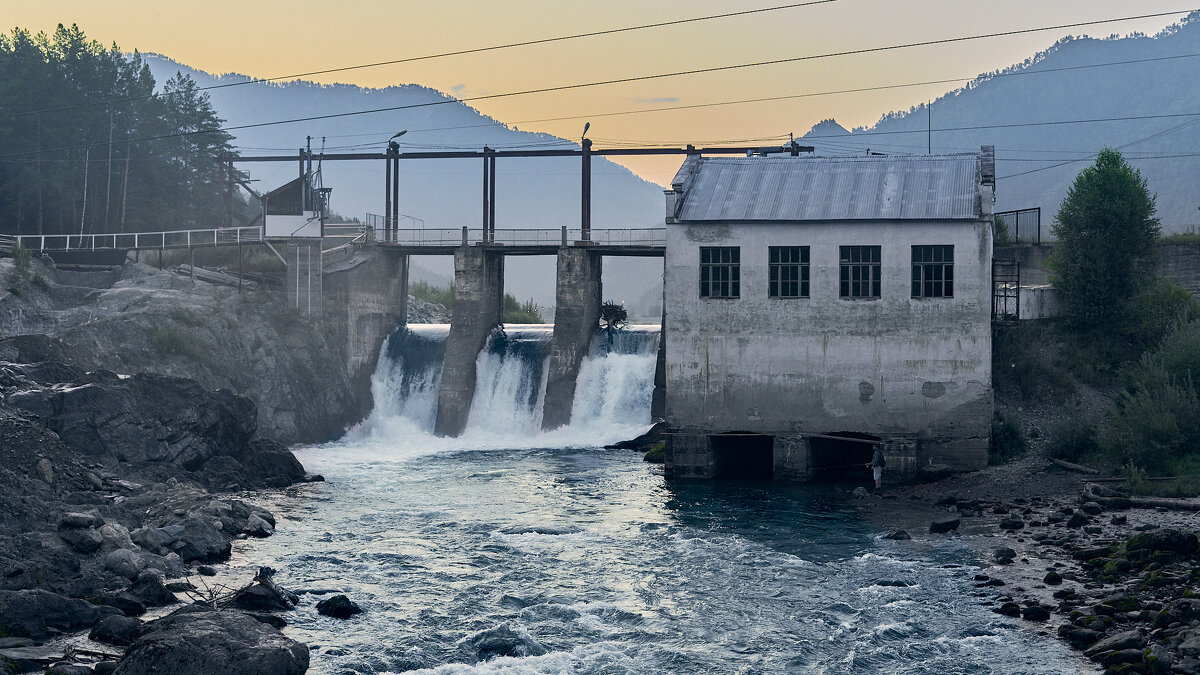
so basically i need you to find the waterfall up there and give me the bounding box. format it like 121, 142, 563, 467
345, 323, 659, 454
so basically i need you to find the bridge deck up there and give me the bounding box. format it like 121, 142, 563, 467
376, 227, 665, 256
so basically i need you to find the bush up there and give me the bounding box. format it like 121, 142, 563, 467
151, 325, 210, 365
1045, 413, 1100, 463
502, 295, 544, 324
11, 243, 30, 271
989, 411, 1025, 465
1104, 321, 1200, 473
1123, 280, 1200, 354
408, 280, 455, 309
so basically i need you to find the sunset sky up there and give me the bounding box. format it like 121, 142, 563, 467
7, 1, 1192, 184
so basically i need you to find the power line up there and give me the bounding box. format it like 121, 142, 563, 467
2, 8, 1195, 159
997, 116, 1200, 179
0, 0, 839, 120
306, 50, 1200, 151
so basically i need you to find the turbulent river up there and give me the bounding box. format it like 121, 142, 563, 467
238, 324, 1088, 674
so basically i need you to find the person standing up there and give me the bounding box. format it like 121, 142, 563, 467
865, 444, 885, 491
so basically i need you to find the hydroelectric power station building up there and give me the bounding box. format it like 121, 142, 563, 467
661, 148, 996, 481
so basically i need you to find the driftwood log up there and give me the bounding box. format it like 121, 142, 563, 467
1050, 458, 1101, 474
1083, 482, 1200, 512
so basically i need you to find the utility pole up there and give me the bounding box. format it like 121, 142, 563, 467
927, 100, 932, 154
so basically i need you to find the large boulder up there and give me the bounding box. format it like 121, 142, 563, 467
89, 615, 143, 647
113, 607, 309, 675
7, 372, 256, 469
315, 595, 361, 620
104, 549, 145, 580
169, 517, 231, 563
1128, 528, 1199, 555
0, 589, 120, 639
58, 527, 103, 553
929, 516, 961, 534
127, 571, 178, 608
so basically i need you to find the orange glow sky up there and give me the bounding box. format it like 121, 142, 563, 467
6, 1, 1191, 185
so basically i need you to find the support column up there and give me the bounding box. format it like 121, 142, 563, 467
434, 246, 504, 437
541, 247, 602, 430
285, 240, 324, 315
664, 432, 716, 478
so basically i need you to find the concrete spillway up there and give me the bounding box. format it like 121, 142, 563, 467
362, 323, 659, 444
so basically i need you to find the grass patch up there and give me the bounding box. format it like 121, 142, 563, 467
643, 442, 665, 463
151, 324, 211, 365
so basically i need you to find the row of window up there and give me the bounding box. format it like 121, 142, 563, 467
699, 245, 955, 299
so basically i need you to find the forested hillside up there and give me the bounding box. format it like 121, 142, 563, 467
0, 25, 248, 236
803, 13, 1200, 231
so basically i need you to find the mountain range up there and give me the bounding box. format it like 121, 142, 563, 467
144, 12, 1200, 312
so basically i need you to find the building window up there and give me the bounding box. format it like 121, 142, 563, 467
699, 246, 740, 298
840, 246, 881, 299
769, 246, 809, 298
911, 245, 954, 298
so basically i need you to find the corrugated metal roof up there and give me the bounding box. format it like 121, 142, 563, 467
673, 153, 983, 222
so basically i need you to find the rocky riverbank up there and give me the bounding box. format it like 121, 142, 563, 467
0, 329, 320, 673
856, 441, 1200, 675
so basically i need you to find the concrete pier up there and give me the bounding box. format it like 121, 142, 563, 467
541, 247, 602, 430
434, 246, 505, 437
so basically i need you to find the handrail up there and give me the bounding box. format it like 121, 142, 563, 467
12, 226, 265, 252
383, 227, 666, 247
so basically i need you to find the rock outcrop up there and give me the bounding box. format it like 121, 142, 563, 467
114, 606, 309, 675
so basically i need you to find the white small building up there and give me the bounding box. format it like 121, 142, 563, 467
662, 148, 996, 481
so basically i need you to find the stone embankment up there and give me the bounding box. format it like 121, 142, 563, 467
865, 455, 1200, 675
0, 330, 317, 672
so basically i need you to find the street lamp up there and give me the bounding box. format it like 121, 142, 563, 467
388, 130, 407, 152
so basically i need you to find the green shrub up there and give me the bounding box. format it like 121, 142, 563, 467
1123, 280, 1200, 354
151, 325, 210, 364
1045, 413, 1100, 462
408, 280, 455, 309
989, 411, 1025, 465
502, 295, 544, 324
30, 273, 50, 291
11, 242, 30, 271
643, 442, 665, 463
1105, 321, 1200, 473
1105, 376, 1199, 474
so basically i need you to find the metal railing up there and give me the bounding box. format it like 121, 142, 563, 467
382, 227, 666, 247
994, 208, 1041, 245
13, 226, 265, 252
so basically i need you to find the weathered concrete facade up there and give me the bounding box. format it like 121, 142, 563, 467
435, 247, 504, 437
662, 152, 995, 481
320, 247, 409, 425
542, 247, 603, 430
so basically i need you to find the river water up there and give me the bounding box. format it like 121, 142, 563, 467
239, 325, 1088, 674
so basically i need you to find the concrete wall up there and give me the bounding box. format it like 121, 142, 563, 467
435, 246, 504, 437
542, 247, 602, 430
663, 219, 994, 479
998, 242, 1200, 300
321, 247, 409, 425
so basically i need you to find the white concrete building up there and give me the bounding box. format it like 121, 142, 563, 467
662, 148, 996, 481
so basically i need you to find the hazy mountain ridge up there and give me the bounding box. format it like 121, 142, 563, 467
143, 54, 666, 311
805, 12, 1200, 231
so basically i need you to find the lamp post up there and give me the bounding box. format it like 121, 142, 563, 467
384, 131, 406, 242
